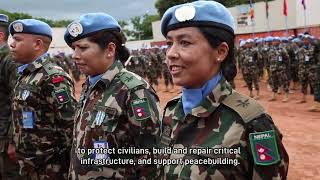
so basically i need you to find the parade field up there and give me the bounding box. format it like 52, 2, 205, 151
75, 73, 320, 180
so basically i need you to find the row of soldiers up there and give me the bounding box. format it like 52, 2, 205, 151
237, 34, 320, 111
125, 47, 174, 92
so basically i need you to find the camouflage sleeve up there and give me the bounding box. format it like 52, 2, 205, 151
245, 114, 289, 180
45, 74, 77, 149
2, 56, 19, 96
126, 87, 162, 179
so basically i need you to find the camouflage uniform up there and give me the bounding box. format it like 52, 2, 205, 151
297, 44, 317, 95
268, 46, 290, 94
0, 44, 21, 179
160, 77, 289, 179
12, 54, 77, 179
69, 61, 161, 179
241, 47, 260, 93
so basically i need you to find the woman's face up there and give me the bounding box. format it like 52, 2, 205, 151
166, 27, 221, 88
71, 37, 113, 76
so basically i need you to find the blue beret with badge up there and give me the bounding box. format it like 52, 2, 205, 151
9, 19, 52, 39
64, 12, 121, 47
160, 1, 235, 36
0, 14, 9, 25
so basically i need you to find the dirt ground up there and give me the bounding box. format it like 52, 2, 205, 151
75, 74, 320, 180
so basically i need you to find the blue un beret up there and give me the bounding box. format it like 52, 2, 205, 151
160, 1, 235, 37
0, 14, 9, 25
9, 19, 52, 39
64, 12, 121, 47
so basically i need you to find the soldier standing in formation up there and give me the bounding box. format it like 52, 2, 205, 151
0, 14, 21, 180
9, 19, 76, 179
64, 13, 161, 179
160, 1, 288, 179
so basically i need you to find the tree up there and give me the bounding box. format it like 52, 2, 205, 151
129, 14, 160, 40
0, 9, 72, 27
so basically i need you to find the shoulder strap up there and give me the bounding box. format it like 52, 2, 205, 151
222, 91, 265, 123
119, 69, 144, 89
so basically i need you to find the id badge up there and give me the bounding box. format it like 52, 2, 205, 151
93, 141, 109, 160
249, 57, 253, 62
22, 111, 34, 129
305, 56, 310, 62
278, 56, 283, 62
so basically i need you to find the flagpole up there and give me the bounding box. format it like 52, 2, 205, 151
304, 8, 307, 30
285, 16, 288, 35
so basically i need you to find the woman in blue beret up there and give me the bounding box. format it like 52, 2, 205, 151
160, 1, 289, 179
64, 13, 161, 179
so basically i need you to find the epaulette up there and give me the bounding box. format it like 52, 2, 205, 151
222, 91, 265, 123
119, 69, 144, 90
42, 60, 68, 77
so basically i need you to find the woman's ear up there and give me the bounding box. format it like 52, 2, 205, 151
106, 42, 116, 58
216, 42, 229, 63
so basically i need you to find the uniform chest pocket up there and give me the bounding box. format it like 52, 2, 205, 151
16, 84, 41, 107
89, 105, 119, 134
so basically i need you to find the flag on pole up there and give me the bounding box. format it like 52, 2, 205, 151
301, 0, 306, 10
265, 0, 269, 18
283, 0, 287, 16
249, 0, 254, 19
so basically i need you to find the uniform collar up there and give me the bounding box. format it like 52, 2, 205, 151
86, 60, 124, 89
168, 76, 232, 122
17, 52, 49, 74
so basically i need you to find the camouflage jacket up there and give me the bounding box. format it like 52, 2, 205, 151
268, 46, 289, 72
69, 61, 161, 180
160, 77, 289, 180
241, 48, 259, 75
0, 44, 19, 139
297, 45, 317, 70
12, 55, 76, 167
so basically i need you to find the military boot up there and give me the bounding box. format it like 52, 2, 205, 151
297, 94, 306, 103
282, 92, 289, 102
307, 102, 320, 112
269, 92, 276, 101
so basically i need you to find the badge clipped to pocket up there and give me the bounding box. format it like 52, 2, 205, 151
249, 130, 281, 166
93, 141, 109, 160
22, 111, 34, 129
305, 56, 310, 62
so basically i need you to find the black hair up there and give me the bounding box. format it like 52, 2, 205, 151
0, 22, 9, 41
87, 29, 130, 64
198, 26, 237, 82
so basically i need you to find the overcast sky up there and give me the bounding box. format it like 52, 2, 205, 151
0, 0, 158, 21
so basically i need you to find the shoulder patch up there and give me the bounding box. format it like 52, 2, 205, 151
52, 76, 65, 84
119, 70, 144, 89
52, 89, 70, 104
222, 91, 265, 123
131, 98, 151, 121
249, 130, 281, 166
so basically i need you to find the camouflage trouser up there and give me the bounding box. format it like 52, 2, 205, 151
243, 72, 259, 91
18, 152, 69, 180
270, 69, 289, 93
0, 139, 21, 180
298, 68, 316, 95
313, 65, 320, 102
290, 64, 299, 82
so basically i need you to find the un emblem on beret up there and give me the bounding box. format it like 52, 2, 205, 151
175, 5, 196, 22
68, 22, 83, 37
12, 22, 23, 32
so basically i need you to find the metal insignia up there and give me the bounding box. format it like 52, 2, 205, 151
175, 5, 196, 22
95, 111, 106, 126
68, 22, 83, 37
21, 90, 30, 100
13, 22, 23, 32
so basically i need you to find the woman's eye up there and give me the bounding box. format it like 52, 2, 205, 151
166, 41, 173, 47
180, 40, 191, 46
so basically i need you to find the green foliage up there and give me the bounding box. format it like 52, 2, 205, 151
129, 14, 160, 40
0, 9, 72, 27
